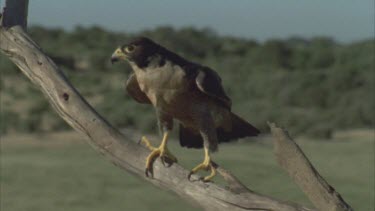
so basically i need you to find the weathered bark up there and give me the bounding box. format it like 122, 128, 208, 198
0, 1, 352, 211
269, 123, 353, 211
0, 23, 314, 211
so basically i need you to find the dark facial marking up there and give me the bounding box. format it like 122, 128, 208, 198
123, 37, 191, 69
122, 37, 161, 68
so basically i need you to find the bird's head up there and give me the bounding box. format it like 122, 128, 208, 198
110, 37, 160, 67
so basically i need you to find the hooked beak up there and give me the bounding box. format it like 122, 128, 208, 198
110, 56, 119, 64
110, 48, 126, 64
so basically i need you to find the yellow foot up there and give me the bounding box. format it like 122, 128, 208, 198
188, 159, 216, 182
141, 136, 177, 178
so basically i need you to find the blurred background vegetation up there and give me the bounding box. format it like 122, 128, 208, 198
1, 25, 374, 211
0, 25, 374, 138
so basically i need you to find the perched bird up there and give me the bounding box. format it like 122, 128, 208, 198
111, 37, 260, 181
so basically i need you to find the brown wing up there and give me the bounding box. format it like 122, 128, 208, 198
125, 73, 151, 104
195, 67, 231, 110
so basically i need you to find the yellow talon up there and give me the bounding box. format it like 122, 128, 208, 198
141, 136, 156, 151
141, 132, 177, 178
188, 147, 216, 182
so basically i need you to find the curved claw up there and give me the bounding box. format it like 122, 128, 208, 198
145, 167, 153, 178
142, 135, 177, 178
187, 169, 203, 182
161, 157, 172, 167
201, 176, 213, 183
187, 171, 210, 182
161, 153, 177, 167
188, 162, 216, 182
145, 155, 157, 178
187, 171, 194, 181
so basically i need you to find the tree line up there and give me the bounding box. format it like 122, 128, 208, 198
0, 25, 373, 138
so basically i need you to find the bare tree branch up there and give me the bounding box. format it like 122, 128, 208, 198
1, 22, 315, 211
1, 1, 352, 211
268, 122, 353, 211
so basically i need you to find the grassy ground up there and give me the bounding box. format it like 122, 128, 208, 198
1, 129, 374, 211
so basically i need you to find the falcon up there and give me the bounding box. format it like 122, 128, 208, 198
111, 37, 260, 181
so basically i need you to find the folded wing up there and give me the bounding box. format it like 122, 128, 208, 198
195, 67, 231, 110
125, 73, 151, 104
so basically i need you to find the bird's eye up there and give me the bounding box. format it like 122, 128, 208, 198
125, 45, 135, 53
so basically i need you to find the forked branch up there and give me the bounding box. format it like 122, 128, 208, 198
0, 1, 352, 210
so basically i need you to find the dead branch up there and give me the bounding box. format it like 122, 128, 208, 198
268, 123, 353, 211
1, 0, 28, 29
0, 1, 352, 210
1, 22, 313, 211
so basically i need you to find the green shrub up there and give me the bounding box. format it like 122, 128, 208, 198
1, 26, 373, 137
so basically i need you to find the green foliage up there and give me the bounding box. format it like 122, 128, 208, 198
1, 25, 373, 137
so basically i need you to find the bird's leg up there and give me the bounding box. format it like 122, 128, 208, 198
140, 136, 156, 151
188, 146, 216, 182
142, 132, 177, 177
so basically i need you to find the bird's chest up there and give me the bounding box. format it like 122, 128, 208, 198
132, 63, 189, 107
